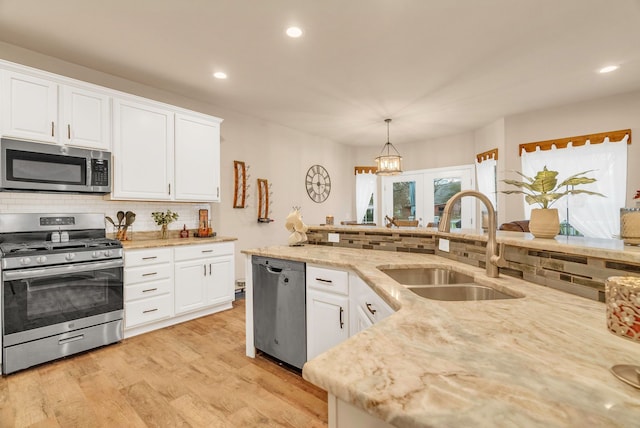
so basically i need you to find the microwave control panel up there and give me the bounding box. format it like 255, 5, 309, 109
91, 159, 109, 186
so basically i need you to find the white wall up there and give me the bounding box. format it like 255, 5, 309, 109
474, 118, 505, 225
0, 42, 354, 280
502, 89, 640, 222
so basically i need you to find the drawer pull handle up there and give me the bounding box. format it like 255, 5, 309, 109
142, 256, 158, 260
59, 334, 84, 345
339, 306, 344, 329
143, 308, 158, 314
142, 288, 158, 293
316, 278, 332, 284
142, 272, 157, 277
366, 303, 377, 315
201, 249, 214, 253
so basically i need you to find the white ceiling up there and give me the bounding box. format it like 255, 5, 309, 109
1, 0, 640, 147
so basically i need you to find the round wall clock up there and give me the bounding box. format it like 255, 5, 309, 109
305, 164, 331, 203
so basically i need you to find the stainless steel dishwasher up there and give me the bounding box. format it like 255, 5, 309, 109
252, 256, 306, 369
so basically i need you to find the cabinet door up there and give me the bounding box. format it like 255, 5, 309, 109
1, 70, 58, 143
352, 306, 374, 336
174, 259, 207, 314
62, 85, 110, 150
112, 98, 174, 200
206, 255, 234, 306
307, 289, 349, 360
174, 113, 221, 201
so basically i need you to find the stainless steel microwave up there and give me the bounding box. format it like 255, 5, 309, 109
0, 138, 111, 194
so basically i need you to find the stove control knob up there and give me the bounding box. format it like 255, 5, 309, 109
20, 257, 31, 266
92, 251, 101, 258
104, 250, 113, 257
36, 256, 47, 264
65, 253, 75, 261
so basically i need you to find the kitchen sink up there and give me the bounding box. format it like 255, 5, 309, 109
407, 284, 516, 301
380, 267, 520, 301
380, 267, 474, 285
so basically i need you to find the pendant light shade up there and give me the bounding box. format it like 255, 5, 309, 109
375, 118, 403, 175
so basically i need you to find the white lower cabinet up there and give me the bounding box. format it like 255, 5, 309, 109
305, 267, 396, 361
124, 241, 235, 337
307, 289, 349, 360
124, 248, 174, 329
349, 274, 394, 335
174, 242, 235, 315
306, 265, 350, 361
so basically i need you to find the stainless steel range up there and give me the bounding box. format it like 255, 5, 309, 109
1, 213, 123, 374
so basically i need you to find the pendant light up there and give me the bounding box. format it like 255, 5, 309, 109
375, 118, 403, 175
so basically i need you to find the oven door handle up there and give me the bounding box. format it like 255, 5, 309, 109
2, 259, 124, 281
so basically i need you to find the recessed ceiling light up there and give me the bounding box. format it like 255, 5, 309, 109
213, 71, 227, 79
286, 26, 303, 38
599, 65, 619, 74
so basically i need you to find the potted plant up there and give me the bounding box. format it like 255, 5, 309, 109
152, 210, 179, 239
502, 166, 604, 238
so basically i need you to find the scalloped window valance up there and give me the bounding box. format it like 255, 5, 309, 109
519, 129, 631, 155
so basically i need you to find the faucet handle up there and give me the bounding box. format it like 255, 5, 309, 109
491, 243, 508, 268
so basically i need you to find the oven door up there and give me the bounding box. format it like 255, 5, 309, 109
2, 259, 123, 341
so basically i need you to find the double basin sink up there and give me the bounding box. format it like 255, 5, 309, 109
380, 267, 519, 301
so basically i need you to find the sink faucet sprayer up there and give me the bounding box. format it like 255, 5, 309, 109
438, 190, 507, 278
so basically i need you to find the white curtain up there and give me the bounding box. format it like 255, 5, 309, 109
475, 157, 497, 211
356, 172, 376, 223
521, 135, 627, 238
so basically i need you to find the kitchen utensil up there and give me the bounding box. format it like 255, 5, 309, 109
105, 216, 115, 227
124, 211, 136, 227
116, 211, 125, 227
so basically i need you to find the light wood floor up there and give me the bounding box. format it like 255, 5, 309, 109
0, 299, 328, 427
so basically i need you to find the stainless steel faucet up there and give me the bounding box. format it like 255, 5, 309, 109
438, 190, 507, 278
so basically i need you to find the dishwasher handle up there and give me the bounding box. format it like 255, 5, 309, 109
266, 265, 283, 274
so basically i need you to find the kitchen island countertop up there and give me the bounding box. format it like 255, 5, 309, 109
243, 244, 640, 427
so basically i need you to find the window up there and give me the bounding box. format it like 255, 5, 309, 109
520, 135, 628, 239
382, 165, 475, 228
355, 171, 377, 224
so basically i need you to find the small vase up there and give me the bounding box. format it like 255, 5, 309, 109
529, 208, 560, 238
160, 224, 168, 239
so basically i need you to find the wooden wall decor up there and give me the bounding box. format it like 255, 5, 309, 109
354, 166, 378, 175
233, 160, 249, 208
476, 148, 498, 163
257, 178, 273, 223
519, 129, 631, 155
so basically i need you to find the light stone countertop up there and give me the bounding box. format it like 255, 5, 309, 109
119, 234, 237, 250
243, 244, 640, 427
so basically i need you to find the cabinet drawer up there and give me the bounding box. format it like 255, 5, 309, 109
125, 263, 172, 285
355, 289, 394, 324
125, 278, 172, 302
125, 294, 172, 328
307, 265, 349, 295
174, 242, 234, 261
125, 248, 172, 267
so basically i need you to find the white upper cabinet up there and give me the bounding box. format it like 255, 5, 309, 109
174, 113, 221, 202
0, 60, 223, 202
1, 70, 58, 143
1, 70, 111, 150
61, 85, 110, 150
112, 98, 174, 200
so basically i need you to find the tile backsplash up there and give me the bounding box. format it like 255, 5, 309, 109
0, 192, 209, 233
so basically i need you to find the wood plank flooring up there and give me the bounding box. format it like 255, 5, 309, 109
0, 299, 328, 427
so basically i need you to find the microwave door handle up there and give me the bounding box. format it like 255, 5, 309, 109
2, 259, 123, 281
87, 159, 92, 187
